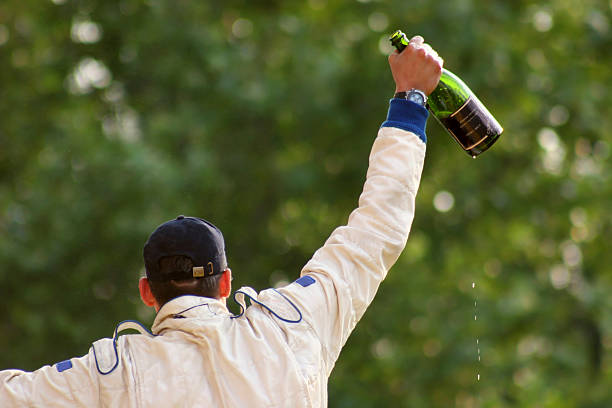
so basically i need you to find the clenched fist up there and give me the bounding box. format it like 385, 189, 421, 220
388, 35, 443, 96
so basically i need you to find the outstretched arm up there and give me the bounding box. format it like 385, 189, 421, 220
0, 352, 100, 407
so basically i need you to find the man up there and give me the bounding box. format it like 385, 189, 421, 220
1, 35, 442, 407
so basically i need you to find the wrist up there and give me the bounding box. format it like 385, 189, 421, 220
394, 89, 428, 107
395, 84, 426, 94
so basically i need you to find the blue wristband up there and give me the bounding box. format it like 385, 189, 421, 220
380, 98, 429, 143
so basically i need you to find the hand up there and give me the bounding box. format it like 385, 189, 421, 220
388, 35, 443, 96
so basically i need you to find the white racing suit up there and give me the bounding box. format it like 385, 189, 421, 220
1, 99, 427, 407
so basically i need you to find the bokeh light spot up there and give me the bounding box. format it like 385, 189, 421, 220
433, 191, 455, 213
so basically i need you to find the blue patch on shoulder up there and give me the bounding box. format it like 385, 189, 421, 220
295, 275, 316, 287
56, 360, 73, 373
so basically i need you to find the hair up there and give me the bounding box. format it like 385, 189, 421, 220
148, 255, 224, 307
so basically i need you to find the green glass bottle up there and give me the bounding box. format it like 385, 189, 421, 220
389, 30, 503, 157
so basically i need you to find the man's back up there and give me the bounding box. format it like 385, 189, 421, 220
99, 295, 323, 407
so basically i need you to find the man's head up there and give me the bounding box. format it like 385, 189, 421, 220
139, 215, 231, 311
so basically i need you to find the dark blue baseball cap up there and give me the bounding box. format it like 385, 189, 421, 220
143, 215, 226, 282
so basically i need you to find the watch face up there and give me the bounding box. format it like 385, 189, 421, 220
408, 91, 425, 106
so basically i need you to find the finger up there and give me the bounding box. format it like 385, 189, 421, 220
410, 35, 424, 45
421, 43, 433, 54
421, 43, 438, 58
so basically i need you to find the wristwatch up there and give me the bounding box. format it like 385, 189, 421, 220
394, 89, 428, 107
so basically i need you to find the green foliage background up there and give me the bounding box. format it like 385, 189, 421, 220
1, 0, 611, 406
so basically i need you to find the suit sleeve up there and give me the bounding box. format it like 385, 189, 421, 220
277, 99, 428, 371
0, 352, 100, 407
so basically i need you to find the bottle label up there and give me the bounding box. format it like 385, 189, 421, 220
440, 96, 503, 151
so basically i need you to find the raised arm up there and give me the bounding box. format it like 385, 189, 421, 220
276, 35, 443, 367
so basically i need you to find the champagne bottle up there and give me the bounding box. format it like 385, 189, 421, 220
389, 30, 503, 157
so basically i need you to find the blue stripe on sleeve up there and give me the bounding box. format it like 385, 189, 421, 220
380, 98, 429, 143
295, 275, 316, 287
56, 360, 73, 372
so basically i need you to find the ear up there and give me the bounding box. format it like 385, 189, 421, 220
139, 277, 160, 311
218, 268, 232, 299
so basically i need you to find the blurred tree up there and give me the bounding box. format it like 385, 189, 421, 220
0, 0, 610, 406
